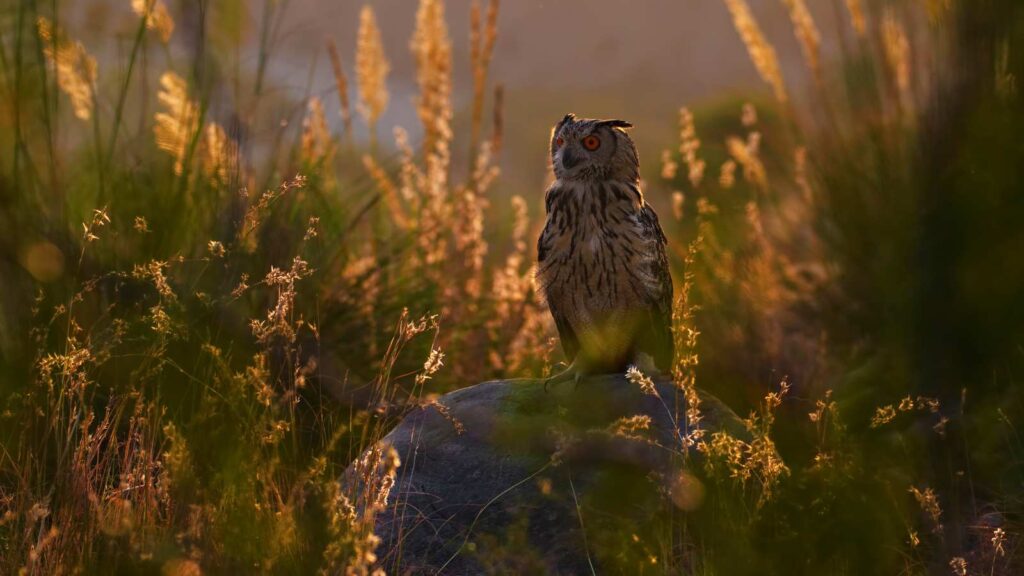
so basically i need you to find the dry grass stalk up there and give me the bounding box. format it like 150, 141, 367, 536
492, 197, 553, 376
609, 415, 653, 441
845, 0, 867, 37
626, 365, 659, 396
416, 347, 446, 386
250, 256, 314, 346
992, 527, 1007, 556
411, 0, 453, 159
449, 191, 484, 300
329, 443, 401, 575
870, 395, 942, 430
451, 141, 498, 300
468, 0, 500, 170
154, 72, 200, 175
426, 397, 465, 435
201, 122, 233, 183
362, 154, 410, 230
36, 17, 98, 121
909, 485, 943, 532
326, 39, 353, 141
355, 6, 390, 141
672, 191, 685, 220
678, 107, 706, 188
882, 10, 912, 104
674, 213, 792, 504
660, 149, 679, 180
673, 239, 706, 451
793, 147, 813, 203
131, 0, 175, 43
154, 72, 237, 181
239, 174, 307, 244
742, 201, 786, 358
723, 0, 788, 102
742, 102, 758, 127
490, 196, 529, 325
781, 0, 821, 79
719, 160, 737, 189
419, 138, 452, 269
337, 241, 380, 321
726, 132, 767, 191
705, 379, 791, 506
301, 97, 333, 165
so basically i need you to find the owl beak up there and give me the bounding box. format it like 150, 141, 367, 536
561, 148, 581, 170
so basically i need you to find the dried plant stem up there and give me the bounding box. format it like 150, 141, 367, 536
845, 0, 867, 37
468, 0, 499, 180
568, 470, 598, 576
356, 5, 390, 151
723, 0, 788, 103
326, 39, 353, 143
781, 0, 821, 81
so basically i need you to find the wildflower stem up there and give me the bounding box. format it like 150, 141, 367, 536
568, 469, 598, 576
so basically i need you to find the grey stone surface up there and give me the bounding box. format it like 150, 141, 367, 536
347, 374, 745, 575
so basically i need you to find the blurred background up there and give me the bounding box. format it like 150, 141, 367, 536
2, 0, 1023, 574
55, 0, 847, 198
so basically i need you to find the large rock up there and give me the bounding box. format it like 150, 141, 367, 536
347, 374, 746, 575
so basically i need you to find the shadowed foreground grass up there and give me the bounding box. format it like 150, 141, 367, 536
2, 0, 1024, 574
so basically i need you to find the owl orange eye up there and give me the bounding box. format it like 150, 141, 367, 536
582, 135, 601, 151
555, 137, 564, 147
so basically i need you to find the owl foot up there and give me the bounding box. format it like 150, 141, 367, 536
543, 363, 583, 392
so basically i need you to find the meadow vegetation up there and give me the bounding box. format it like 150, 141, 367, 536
1, 0, 1023, 574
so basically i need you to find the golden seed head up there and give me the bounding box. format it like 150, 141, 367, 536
301, 97, 333, 164
845, 0, 867, 37
882, 11, 912, 100
201, 122, 234, 183
37, 17, 98, 121
411, 0, 453, 156
678, 107, 706, 188
355, 6, 390, 130
724, 0, 788, 102
153, 72, 200, 175
131, 0, 175, 43
626, 365, 659, 397
781, 0, 821, 78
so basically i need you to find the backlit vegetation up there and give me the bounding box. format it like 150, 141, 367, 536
1, 0, 1023, 574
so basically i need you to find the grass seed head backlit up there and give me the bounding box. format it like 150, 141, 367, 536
37, 17, 98, 121
131, 0, 175, 43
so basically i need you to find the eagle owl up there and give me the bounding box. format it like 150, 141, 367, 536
537, 114, 674, 387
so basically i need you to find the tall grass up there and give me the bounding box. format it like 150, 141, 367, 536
1, 0, 1023, 574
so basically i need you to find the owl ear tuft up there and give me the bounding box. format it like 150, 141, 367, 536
598, 119, 633, 130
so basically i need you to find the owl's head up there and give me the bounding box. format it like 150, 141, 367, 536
550, 114, 639, 183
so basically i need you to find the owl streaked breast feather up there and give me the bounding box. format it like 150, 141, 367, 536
537, 115, 674, 380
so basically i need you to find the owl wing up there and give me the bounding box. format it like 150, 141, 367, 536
537, 212, 581, 364
637, 202, 675, 371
